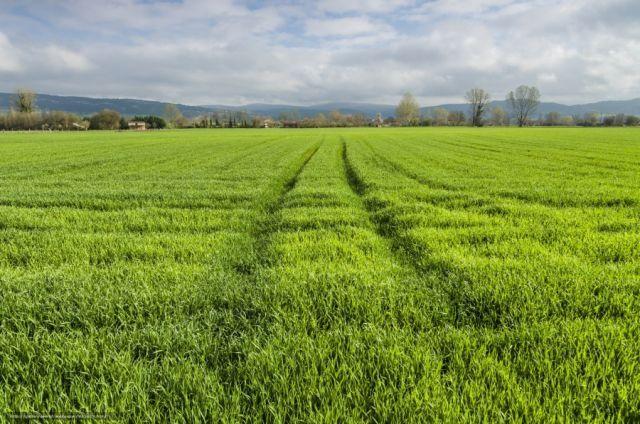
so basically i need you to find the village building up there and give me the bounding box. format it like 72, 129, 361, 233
128, 121, 147, 131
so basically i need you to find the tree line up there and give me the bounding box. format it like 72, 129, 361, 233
0, 90, 377, 130
394, 86, 640, 127
393, 86, 542, 127
1, 88, 638, 130
0, 89, 203, 130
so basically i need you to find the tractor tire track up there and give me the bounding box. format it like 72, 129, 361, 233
342, 140, 492, 328
341, 140, 457, 329
216, 141, 321, 390
239, 141, 322, 274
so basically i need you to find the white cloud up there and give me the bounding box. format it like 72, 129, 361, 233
0, 32, 21, 72
538, 73, 558, 83
43, 46, 93, 72
0, 0, 638, 105
317, 0, 414, 13
416, 0, 515, 15
305, 17, 390, 37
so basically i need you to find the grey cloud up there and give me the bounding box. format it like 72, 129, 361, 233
0, 0, 638, 105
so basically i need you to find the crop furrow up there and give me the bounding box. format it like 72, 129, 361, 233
233, 142, 321, 276
343, 140, 431, 263
343, 140, 509, 328
342, 140, 462, 327
343, 140, 419, 266
362, 140, 460, 191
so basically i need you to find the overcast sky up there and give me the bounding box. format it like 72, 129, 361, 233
0, 0, 638, 106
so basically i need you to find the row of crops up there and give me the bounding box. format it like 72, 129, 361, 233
0, 128, 638, 421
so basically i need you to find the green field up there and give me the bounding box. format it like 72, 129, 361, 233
1, 128, 639, 422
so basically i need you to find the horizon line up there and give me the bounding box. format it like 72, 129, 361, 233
1, 91, 639, 110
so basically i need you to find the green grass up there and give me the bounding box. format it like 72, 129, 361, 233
0, 128, 639, 422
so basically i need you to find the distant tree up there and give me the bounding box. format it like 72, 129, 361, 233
448, 110, 466, 126
560, 116, 575, 126
613, 113, 626, 127
176, 116, 191, 128
465, 88, 490, 127
490, 106, 509, 126
235, 110, 249, 127
571, 114, 581, 125
372, 112, 383, 127
601, 114, 628, 127
383, 116, 396, 126
315, 113, 328, 127
40, 110, 81, 130
544, 111, 562, 126
602, 116, 616, 127
506, 85, 541, 127
3, 110, 37, 130
432, 107, 449, 126
164, 104, 183, 127
328, 110, 344, 127
119, 117, 129, 130
12, 89, 37, 113
252, 116, 264, 128
395, 92, 420, 126
582, 112, 600, 127
89, 109, 121, 130
625, 115, 639, 126
77, 119, 90, 130
350, 113, 368, 127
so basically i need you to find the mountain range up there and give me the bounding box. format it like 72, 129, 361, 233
1, 92, 639, 119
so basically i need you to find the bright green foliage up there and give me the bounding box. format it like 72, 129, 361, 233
0, 128, 639, 422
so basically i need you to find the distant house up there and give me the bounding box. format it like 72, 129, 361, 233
128, 121, 146, 131
263, 119, 276, 128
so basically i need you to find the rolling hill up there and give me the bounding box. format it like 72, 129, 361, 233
0, 93, 213, 118
1, 92, 639, 119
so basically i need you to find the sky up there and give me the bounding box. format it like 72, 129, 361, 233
0, 0, 638, 106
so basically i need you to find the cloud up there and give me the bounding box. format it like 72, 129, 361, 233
305, 17, 390, 37
416, 0, 515, 15
43, 46, 93, 72
538, 73, 558, 83
0, 32, 21, 72
0, 0, 638, 105
317, 0, 414, 13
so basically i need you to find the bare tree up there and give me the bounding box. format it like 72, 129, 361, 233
490, 107, 509, 126
316, 113, 329, 127
506, 85, 540, 127
164, 104, 183, 127
448, 111, 466, 126
582, 112, 600, 127
613, 113, 626, 126
329, 110, 344, 127
373, 112, 383, 127
12, 89, 37, 113
432, 107, 449, 126
395, 92, 420, 126
465, 88, 490, 127
544, 111, 562, 126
